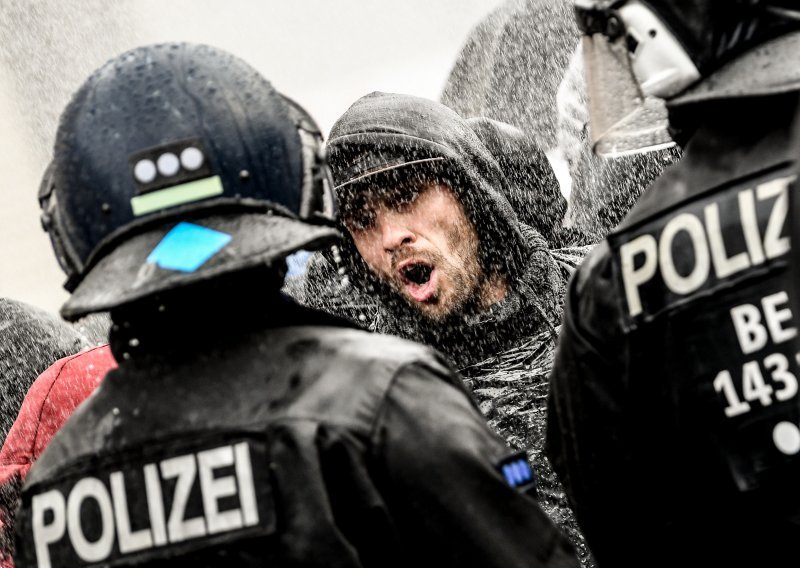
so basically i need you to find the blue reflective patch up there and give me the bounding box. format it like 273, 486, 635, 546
497, 452, 535, 489
285, 250, 312, 278
502, 464, 515, 486
146, 222, 232, 273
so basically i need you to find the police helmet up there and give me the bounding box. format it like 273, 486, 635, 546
39, 43, 339, 320
574, 0, 800, 154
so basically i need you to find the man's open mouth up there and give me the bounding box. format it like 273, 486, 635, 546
398, 260, 438, 303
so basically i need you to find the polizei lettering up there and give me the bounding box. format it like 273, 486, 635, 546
24, 439, 271, 568
615, 174, 795, 324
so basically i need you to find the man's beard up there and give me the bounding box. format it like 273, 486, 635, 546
387, 247, 483, 323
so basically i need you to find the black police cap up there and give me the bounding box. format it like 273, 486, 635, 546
39, 43, 338, 320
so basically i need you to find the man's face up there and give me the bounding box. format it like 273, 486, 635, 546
342, 181, 484, 321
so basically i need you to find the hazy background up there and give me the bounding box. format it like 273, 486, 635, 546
0, 0, 504, 313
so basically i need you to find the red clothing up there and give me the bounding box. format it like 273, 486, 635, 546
0, 345, 114, 567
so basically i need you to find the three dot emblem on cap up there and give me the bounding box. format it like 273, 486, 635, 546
128, 138, 224, 217
133, 147, 206, 185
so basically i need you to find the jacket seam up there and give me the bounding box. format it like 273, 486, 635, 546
367, 360, 420, 448
29, 344, 109, 460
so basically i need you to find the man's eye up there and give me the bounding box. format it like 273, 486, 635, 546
385, 188, 419, 210
345, 209, 376, 231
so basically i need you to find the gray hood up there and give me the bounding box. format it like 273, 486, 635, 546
322, 92, 572, 367
328, 91, 563, 278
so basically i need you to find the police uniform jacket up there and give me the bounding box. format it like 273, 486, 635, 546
15, 297, 576, 568
547, 88, 800, 568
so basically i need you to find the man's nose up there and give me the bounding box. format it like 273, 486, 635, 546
379, 217, 415, 252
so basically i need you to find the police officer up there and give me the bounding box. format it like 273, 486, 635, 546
12, 43, 577, 568
546, 2, 800, 567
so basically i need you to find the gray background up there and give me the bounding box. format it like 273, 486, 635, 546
0, 0, 504, 313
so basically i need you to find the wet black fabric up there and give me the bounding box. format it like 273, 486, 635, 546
329, 92, 547, 271
548, 92, 800, 567
645, 0, 800, 75
464, 117, 570, 248
15, 297, 577, 568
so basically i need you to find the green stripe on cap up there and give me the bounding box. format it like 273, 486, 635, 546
130, 175, 224, 216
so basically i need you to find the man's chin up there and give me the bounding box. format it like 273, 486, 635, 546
402, 293, 457, 323
414, 304, 450, 322
384, 277, 462, 322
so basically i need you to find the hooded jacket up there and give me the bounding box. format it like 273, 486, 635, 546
304, 92, 593, 564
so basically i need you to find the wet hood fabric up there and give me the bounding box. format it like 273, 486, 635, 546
441, 0, 576, 151
329, 91, 531, 278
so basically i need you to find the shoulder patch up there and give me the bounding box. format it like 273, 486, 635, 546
575, 242, 610, 293
496, 451, 537, 493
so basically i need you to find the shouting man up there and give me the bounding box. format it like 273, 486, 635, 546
309, 92, 585, 366
304, 91, 592, 562
340, 179, 507, 322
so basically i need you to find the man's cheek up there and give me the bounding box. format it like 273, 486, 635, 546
352, 238, 385, 275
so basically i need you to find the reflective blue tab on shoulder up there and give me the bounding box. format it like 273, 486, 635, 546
496, 451, 537, 491
146, 222, 232, 273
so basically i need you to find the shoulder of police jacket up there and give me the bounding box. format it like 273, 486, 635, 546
573, 241, 612, 296
294, 325, 438, 361
270, 325, 455, 411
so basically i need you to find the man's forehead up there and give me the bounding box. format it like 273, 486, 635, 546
339, 174, 447, 209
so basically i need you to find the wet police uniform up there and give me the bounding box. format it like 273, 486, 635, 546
547, 91, 800, 567
14, 300, 577, 568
